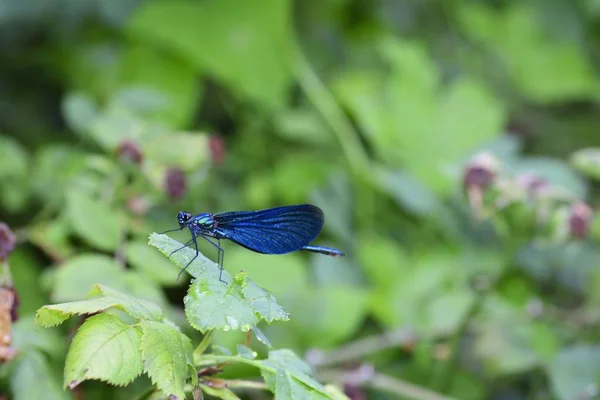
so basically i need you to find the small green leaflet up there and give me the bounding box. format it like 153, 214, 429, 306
35, 284, 164, 328
149, 233, 289, 333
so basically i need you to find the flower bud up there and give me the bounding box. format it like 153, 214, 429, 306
164, 167, 186, 200
569, 202, 594, 239
117, 139, 143, 165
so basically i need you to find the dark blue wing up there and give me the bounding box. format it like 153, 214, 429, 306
213, 204, 324, 254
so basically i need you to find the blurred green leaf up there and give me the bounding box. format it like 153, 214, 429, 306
12, 317, 66, 358
119, 45, 200, 127
425, 291, 474, 335
140, 321, 194, 399
547, 345, 600, 400
511, 156, 587, 199
126, 240, 181, 286
11, 351, 71, 400
458, 3, 598, 102
62, 92, 98, 135
8, 248, 47, 317
293, 286, 369, 347
274, 109, 335, 145
32, 145, 88, 205
143, 132, 209, 171
0, 135, 30, 211
357, 234, 410, 292
28, 217, 75, 261
128, 0, 293, 107
376, 167, 442, 216
0, 134, 27, 179
64, 313, 143, 387
51, 254, 125, 302
571, 147, 600, 180
66, 190, 123, 251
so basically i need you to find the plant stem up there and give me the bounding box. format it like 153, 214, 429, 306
222, 379, 269, 390
194, 330, 215, 359
307, 327, 417, 367
293, 46, 372, 182
319, 368, 456, 400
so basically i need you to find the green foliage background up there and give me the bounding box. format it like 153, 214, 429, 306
3, 0, 600, 399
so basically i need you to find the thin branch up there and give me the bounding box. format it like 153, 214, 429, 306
318, 368, 456, 400
224, 379, 269, 391
306, 327, 417, 367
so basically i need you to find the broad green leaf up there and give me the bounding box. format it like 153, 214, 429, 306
376, 167, 443, 217
571, 147, 600, 180
356, 234, 410, 292
140, 321, 194, 399
126, 240, 181, 285
458, 3, 597, 103
36, 297, 121, 328
28, 217, 75, 261
51, 254, 125, 302
225, 247, 309, 299
261, 349, 330, 399
149, 233, 289, 332
0, 134, 27, 179
425, 291, 475, 334
119, 45, 200, 127
66, 190, 123, 251
51, 254, 167, 308
65, 313, 143, 387
12, 317, 66, 358
87, 284, 164, 321
12, 351, 71, 400
62, 92, 98, 135
0, 135, 30, 211
547, 345, 600, 400
31, 145, 88, 205
293, 286, 369, 347
143, 132, 209, 172
8, 248, 47, 317
128, 0, 293, 107
476, 296, 559, 374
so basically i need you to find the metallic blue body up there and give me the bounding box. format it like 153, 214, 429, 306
168, 204, 344, 282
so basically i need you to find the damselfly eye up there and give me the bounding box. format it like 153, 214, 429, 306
177, 211, 192, 226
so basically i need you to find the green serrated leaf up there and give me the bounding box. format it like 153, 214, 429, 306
261, 349, 330, 398
11, 351, 70, 400
35, 297, 121, 328
149, 233, 289, 333
65, 313, 143, 387
140, 321, 194, 399
185, 276, 259, 333
66, 190, 123, 251
87, 284, 163, 321
126, 240, 181, 285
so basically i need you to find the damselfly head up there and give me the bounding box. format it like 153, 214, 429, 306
177, 211, 192, 227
